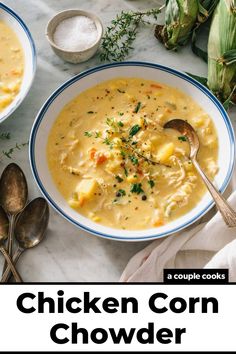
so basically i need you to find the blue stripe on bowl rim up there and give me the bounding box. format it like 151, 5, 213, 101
0, 2, 37, 123
29, 61, 235, 241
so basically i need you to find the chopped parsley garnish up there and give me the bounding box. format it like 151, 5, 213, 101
116, 189, 126, 197
178, 136, 187, 142
95, 132, 101, 138
130, 183, 144, 195
103, 137, 113, 148
124, 167, 128, 177
0, 132, 10, 140
117, 121, 124, 127
115, 175, 124, 183
148, 180, 155, 188
129, 155, 139, 165
134, 101, 142, 113
129, 124, 141, 137
84, 131, 92, 137
119, 112, 124, 116
120, 150, 126, 158
106, 117, 115, 127
87, 111, 94, 114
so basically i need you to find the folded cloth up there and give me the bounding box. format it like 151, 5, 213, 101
120, 192, 236, 282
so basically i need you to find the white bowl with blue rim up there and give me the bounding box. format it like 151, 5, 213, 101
0, 3, 36, 123
30, 62, 235, 241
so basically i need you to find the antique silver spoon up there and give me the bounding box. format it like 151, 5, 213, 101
0, 206, 22, 282
164, 119, 236, 227
1, 198, 49, 282
0, 163, 28, 273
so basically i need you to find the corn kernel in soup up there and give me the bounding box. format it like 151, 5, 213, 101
47, 78, 218, 230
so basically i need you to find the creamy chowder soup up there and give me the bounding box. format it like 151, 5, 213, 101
0, 21, 24, 111
47, 78, 218, 230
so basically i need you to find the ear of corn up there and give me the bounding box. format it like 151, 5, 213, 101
207, 0, 236, 104
191, 0, 219, 61
197, 0, 219, 23
155, 0, 199, 50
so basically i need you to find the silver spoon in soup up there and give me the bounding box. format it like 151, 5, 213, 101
164, 119, 236, 227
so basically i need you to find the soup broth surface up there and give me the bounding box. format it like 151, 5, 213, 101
47, 78, 218, 230
0, 20, 24, 112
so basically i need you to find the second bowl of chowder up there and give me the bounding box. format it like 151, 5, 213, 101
30, 62, 235, 241
0, 3, 36, 123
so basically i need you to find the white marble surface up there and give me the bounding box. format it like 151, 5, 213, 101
0, 0, 235, 281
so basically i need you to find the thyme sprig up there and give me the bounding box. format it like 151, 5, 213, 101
100, 6, 165, 62
0, 132, 11, 140
0, 142, 28, 160
125, 141, 171, 168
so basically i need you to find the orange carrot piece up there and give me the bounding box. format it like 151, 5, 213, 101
96, 154, 107, 165
150, 84, 162, 89
89, 148, 97, 160
153, 220, 164, 227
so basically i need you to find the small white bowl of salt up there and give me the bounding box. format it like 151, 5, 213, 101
46, 9, 103, 64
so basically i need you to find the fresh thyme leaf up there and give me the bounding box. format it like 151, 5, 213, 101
117, 121, 124, 127
116, 189, 126, 197
100, 6, 164, 62
84, 131, 92, 137
178, 136, 187, 142
95, 131, 101, 138
129, 124, 141, 136
130, 183, 144, 195
129, 155, 139, 165
117, 89, 125, 93
124, 166, 128, 177
120, 150, 126, 158
115, 175, 124, 183
148, 180, 155, 188
106, 117, 115, 127
1, 142, 28, 160
103, 137, 112, 146
87, 111, 94, 114
134, 101, 142, 113
0, 132, 10, 140
119, 112, 124, 116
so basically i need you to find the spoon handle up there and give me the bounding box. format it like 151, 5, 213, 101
193, 159, 236, 227
0, 247, 22, 282
1, 247, 24, 283
2, 214, 15, 274
1, 248, 23, 283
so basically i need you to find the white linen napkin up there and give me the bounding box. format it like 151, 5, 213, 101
120, 192, 236, 282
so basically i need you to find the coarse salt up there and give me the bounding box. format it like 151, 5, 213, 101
53, 15, 98, 52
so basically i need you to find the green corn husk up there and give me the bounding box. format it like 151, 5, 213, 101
191, 0, 219, 61
207, 0, 236, 104
155, 0, 199, 50
197, 0, 219, 23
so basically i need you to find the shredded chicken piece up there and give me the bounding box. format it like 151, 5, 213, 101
167, 156, 186, 187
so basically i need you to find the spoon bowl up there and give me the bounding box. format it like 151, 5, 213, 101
1, 197, 49, 282
0, 206, 9, 243
0, 163, 28, 215
164, 119, 200, 159
0, 163, 28, 272
15, 197, 49, 249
